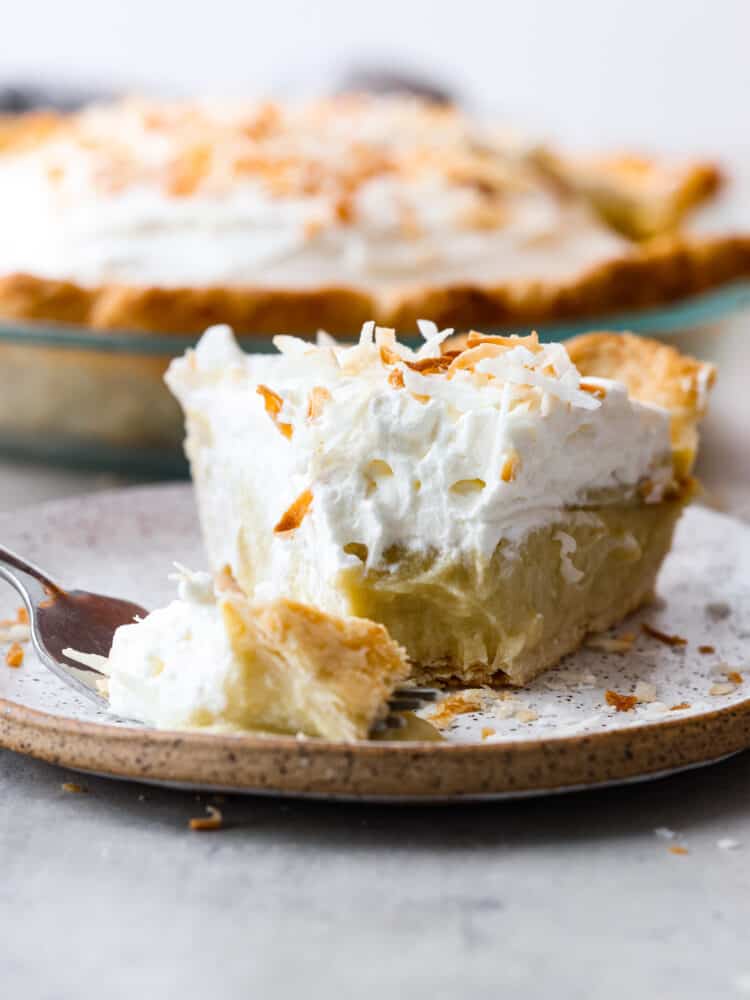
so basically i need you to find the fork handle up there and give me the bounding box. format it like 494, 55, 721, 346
0, 545, 62, 612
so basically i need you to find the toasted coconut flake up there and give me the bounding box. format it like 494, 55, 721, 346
257, 384, 293, 439
388, 368, 405, 389
380, 345, 400, 366
405, 355, 453, 375
334, 194, 354, 223
61, 782, 86, 794
466, 330, 541, 352
669, 845, 689, 856
500, 449, 520, 483
5, 642, 24, 668
307, 385, 331, 421
189, 805, 224, 831
166, 143, 212, 197
447, 342, 507, 376
481, 726, 496, 740
580, 381, 608, 400
642, 623, 687, 647
698, 644, 715, 654
605, 689, 638, 712
670, 701, 691, 711
274, 489, 313, 533
16, 607, 28, 625
727, 670, 744, 685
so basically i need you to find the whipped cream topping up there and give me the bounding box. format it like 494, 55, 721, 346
167, 322, 673, 606
0, 96, 628, 289
80, 567, 242, 729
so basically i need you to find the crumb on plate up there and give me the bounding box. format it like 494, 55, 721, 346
189, 805, 224, 831
605, 689, 638, 712
5, 642, 24, 668
641, 623, 687, 647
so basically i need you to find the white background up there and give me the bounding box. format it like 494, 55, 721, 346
1, 0, 748, 154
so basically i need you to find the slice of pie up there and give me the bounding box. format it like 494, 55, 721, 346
93, 568, 410, 740
533, 149, 722, 240
167, 320, 714, 686
0, 96, 747, 336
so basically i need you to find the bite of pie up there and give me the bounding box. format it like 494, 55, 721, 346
81, 567, 410, 741
166, 319, 714, 687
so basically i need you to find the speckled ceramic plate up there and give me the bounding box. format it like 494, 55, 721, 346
1, 484, 749, 801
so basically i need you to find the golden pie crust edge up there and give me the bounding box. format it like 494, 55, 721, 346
0, 231, 748, 336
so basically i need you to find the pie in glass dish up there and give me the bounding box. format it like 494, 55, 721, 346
0, 95, 747, 336
166, 320, 714, 687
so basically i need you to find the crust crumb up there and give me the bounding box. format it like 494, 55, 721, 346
698, 644, 715, 654
642, 623, 687, 647
709, 682, 736, 696
257, 384, 293, 439
727, 671, 744, 685
428, 691, 484, 728
670, 702, 691, 711
388, 368, 405, 389
189, 805, 224, 831
586, 632, 635, 654
61, 782, 86, 793
634, 680, 658, 703
514, 708, 539, 723
669, 845, 689, 856
605, 689, 638, 712
481, 726, 496, 740
274, 489, 313, 533
5, 642, 24, 668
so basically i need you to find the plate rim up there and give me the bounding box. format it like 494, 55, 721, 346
2, 684, 750, 800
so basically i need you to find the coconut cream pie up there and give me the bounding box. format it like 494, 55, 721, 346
0, 96, 747, 334
166, 320, 714, 686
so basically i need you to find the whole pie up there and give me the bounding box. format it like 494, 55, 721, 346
0, 96, 748, 335
166, 320, 714, 687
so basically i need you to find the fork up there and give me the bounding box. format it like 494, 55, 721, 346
0, 546, 438, 728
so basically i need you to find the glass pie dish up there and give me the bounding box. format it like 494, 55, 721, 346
1, 279, 749, 476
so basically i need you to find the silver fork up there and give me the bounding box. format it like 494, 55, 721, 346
0, 546, 438, 728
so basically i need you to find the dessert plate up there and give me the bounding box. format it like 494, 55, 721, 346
0, 484, 749, 801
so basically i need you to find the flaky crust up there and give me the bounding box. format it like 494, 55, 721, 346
1, 231, 749, 336
566, 330, 715, 420
567, 330, 716, 474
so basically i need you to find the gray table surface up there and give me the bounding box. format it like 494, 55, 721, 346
1, 320, 749, 1000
